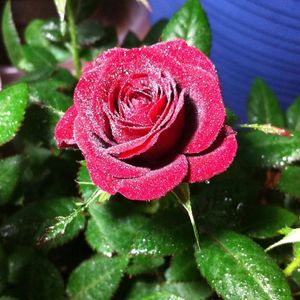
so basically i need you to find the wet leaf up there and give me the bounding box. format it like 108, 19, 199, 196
131, 209, 194, 256
162, 0, 211, 55
24, 19, 69, 62
22, 46, 57, 71
141, 292, 185, 300
244, 205, 297, 239
1, 197, 85, 248
77, 20, 105, 45
0, 83, 28, 146
279, 166, 300, 198
128, 281, 211, 300
86, 201, 147, 255
0, 155, 23, 206
67, 255, 128, 300
165, 248, 200, 282
238, 130, 300, 168
20, 256, 64, 300
286, 96, 300, 131
127, 255, 164, 276
2, 1, 24, 69
195, 230, 292, 300
248, 78, 285, 127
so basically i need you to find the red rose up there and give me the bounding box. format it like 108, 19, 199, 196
55, 39, 237, 200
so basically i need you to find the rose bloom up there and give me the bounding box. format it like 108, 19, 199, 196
55, 39, 237, 200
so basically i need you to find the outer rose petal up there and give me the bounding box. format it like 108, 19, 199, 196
74, 117, 149, 179
118, 155, 188, 201
186, 126, 237, 183
55, 105, 77, 148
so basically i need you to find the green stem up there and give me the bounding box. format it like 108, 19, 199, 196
181, 200, 201, 250
171, 185, 201, 250
284, 257, 300, 277
67, 0, 81, 79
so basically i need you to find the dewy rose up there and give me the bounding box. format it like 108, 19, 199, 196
55, 39, 237, 200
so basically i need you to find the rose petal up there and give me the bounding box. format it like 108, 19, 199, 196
117, 154, 188, 200
74, 73, 114, 145
74, 117, 149, 179
54, 105, 77, 148
106, 89, 185, 160
151, 39, 216, 76
186, 126, 237, 183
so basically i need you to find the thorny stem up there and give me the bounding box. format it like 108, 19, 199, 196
171, 184, 201, 250
67, 0, 81, 79
38, 189, 109, 244
284, 257, 300, 277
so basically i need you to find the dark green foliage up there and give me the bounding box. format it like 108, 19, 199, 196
162, 0, 211, 55
0, 83, 28, 145
248, 78, 285, 127
195, 230, 292, 300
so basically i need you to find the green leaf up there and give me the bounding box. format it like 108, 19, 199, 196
40, 189, 108, 244
24, 19, 69, 62
2, 1, 24, 68
279, 165, 300, 198
127, 281, 160, 300
19, 104, 60, 148
266, 228, 300, 252
192, 161, 263, 230
21, 256, 64, 300
162, 0, 211, 55
1, 197, 85, 248
286, 96, 300, 131
27, 68, 75, 112
0, 155, 23, 206
244, 205, 297, 239
161, 282, 211, 300
195, 230, 292, 300
86, 201, 147, 255
7, 247, 64, 299
122, 31, 141, 49
7, 246, 35, 284
165, 248, 200, 282
0, 83, 28, 145
141, 292, 185, 300
0, 244, 7, 293
77, 20, 105, 45
42, 19, 66, 43
247, 78, 285, 127
127, 255, 164, 276
77, 161, 98, 201
131, 208, 194, 256
238, 130, 300, 168
54, 0, 67, 22
22, 46, 57, 71
143, 19, 168, 45
67, 255, 128, 300
226, 108, 238, 126
128, 281, 211, 300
